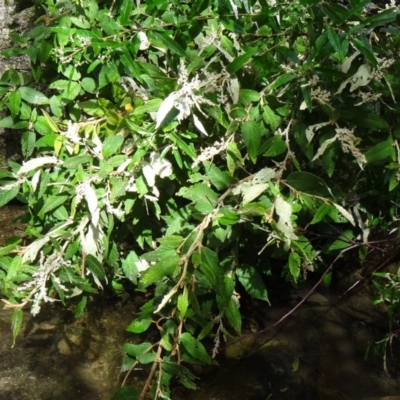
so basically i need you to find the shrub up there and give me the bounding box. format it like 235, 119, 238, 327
0, 0, 400, 398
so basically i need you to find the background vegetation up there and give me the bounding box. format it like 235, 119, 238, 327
1, 0, 400, 398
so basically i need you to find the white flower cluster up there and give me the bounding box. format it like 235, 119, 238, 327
336, 128, 366, 169
155, 62, 214, 135
19, 252, 72, 316
192, 140, 229, 168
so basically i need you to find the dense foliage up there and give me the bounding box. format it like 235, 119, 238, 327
1, 0, 400, 398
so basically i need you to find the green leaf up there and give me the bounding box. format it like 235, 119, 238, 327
40, 195, 69, 215
8, 90, 21, 118
74, 296, 87, 318
217, 208, 240, 225
239, 89, 260, 106
11, 310, 23, 348
0, 186, 19, 207
241, 121, 261, 164
110, 386, 140, 400
18, 87, 49, 105
0, 242, 20, 256
85, 254, 105, 281
180, 332, 212, 363
63, 154, 92, 168
126, 317, 153, 333
320, 3, 349, 24
236, 267, 269, 303
178, 183, 218, 214
226, 47, 258, 74
119, 0, 133, 25
288, 252, 301, 283
365, 139, 395, 163
327, 27, 342, 56
0, 116, 14, 128
123, 341, 152, 356
310, 203, 332, 224
328, 230, 354, 251
203, 161, 236, 190
150, 31, 186, 57
177, 287, 189, 320
81, 77, 96, 94
263, 105, 281, 131
364, 7, 397, 28
259, 136, 287, 157
21, 131, 36, 158
134, 98, 163, 115
102, 135, 124, 159
141, 249, 180, 284
122, 251, 139, 285
225, 297, 242, 335
268, 73, 297, 91
287, 171, 331, 197
351, 38, 378, 67
200, 247, 220, 287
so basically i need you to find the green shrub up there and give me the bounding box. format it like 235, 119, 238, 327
0, 0, 400, 398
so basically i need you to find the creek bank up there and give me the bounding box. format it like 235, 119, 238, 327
173, 284, 400, 400
0, 298, 136, 400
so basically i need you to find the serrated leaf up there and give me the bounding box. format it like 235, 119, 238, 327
288, 252, 301, 283
18, 86, 49, 105
178, 287, 189, 320
263, 105, 281, 131
225, 297, 242, 335
110, 386, 141, 400
239, 202, 267, 217
328, 230, 354, 251
241, 121, 261, 164
74, 296, 87, 318
123, 341, 152, 357
81, 77, 96, 93
217, 208, 240, 225
0, 186, 19, 207
0, 116, 15, 128
21, 131, 36, 158
150, 31, 186, 56
364, 7, 397, 28
239, 89, 259, 106
62, 154, 92, 168
287, 171, 331, 197
259, 135, 287, 157
236, 267, 270, 303
180, 332, 212, 363
102, 135, 124, 159
39, 195, 69, 215
11, 310, 23, 348
226, 47, 258, 74
134, 98, 163, 115
310, 203, 332, 224
126, 317, 152, 334
178, 183, 218, 214
200, 247, 219, 287
8, 90, 21, 117
85, 254, 106, 281
269, 73, 297, 91
365, 139, 395, 163
203, 161, 236, 190
141, 247, 180, 283
327, 27, 342, 55
351, 37, 378, 67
